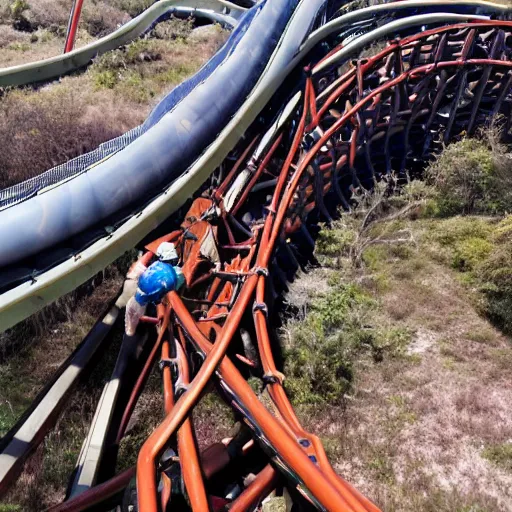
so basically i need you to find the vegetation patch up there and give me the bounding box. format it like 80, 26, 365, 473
421, 213, 512, 334
426, 135, 512, 216
482, 443, 512, 472
282, 143, 512, 509
477, 222, 512, 334
284, 265, 413, 406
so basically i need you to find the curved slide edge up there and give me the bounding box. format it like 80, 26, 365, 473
312, 0, 512, 73
0, 297, 123, 496
0, 0, 239, 87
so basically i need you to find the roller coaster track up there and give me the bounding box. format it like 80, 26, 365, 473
0, 1, 511, 510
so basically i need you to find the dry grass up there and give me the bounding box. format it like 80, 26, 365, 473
0, 24, 228, 189
0, 27, 95, 68
3, 388, 108, 511
287, 212, 512, 511
0, 84, 137, 188
193, 390, 236, 451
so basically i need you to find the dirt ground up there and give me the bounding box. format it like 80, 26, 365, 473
288, 217, 512, 512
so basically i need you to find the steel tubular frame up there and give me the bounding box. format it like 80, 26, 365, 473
130, 21, 511, 511
3, 13, 512, 512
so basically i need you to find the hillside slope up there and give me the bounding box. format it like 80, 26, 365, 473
285, 212, 512, 511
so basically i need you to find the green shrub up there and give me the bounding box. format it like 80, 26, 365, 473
284, 323, 354, 405
0, 505, 22, 512
93, 69, 118, 88
284, 283, 411, 406
117, 70, 156, 102
477, 227, 512, 334
482, 442, 512, 472
429, 216, 493, 248
284, 284, 373, 405
91, 39, 161, 81
9, 0, 28, 20
426, 215, 512, 334
426, 138, 512, 216
125, 38, 160, 62
7, 41, 29, 51
153, 60, 196, 86
316, 225, 355, 257
451, 237, 494, 272
492, 214, 512, 242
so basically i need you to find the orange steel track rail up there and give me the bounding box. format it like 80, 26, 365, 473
133, 22, 512, 511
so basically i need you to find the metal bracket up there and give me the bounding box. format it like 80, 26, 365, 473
253, 267, 269, 277
252, 302, 268, 316
262, 371, 285, 386
159, 358, 178, 373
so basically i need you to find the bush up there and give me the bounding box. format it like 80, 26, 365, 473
426, 137, 512, 216
316, 225, 355, 257
427, 215, 512, 335
284, 284, 373, 405
22, 0, 68, 29
284, 283, 411, 406
152, 17, 194, 40
451, 237, 494, 272
92, 38, 161, 73
430, 216, 493, 248
20, 0, 129, 36
81, 1, 130, 37
9, 0, 28, 20
93, 69, 119, 88
476, 217, 512, 334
